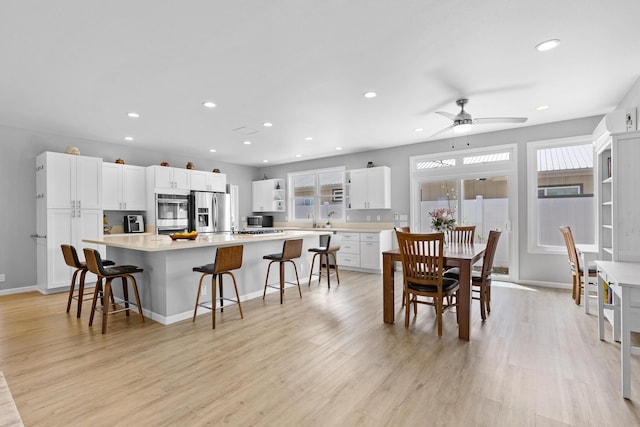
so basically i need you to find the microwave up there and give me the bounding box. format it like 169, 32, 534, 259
248, 215, 273, 228
247, 216, 263, 228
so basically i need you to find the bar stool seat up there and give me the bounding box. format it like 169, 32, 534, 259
61, 244, 115, 318
308, 234, 340, 288
83, 248, 145, 334
193, 245, 244, 329
263, 239, 303, 304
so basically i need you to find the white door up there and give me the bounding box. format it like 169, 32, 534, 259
46, 152, 75, 209
47, 209, 74, 290
76, 155, 102, 210
190, 170, 209, 191
349, 169, 368, 209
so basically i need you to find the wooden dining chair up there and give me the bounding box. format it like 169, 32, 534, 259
444, 229, 501, 320
395, 230, 459, 336
446, 225, 475, 244
559, 226, 597, 306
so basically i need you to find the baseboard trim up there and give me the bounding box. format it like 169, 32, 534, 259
0, 286, 38, 296
514, 280, 571, 290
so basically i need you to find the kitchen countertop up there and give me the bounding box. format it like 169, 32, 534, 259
84, 230, 331, 252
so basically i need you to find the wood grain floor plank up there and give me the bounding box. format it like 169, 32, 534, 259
2, 273, 640, 426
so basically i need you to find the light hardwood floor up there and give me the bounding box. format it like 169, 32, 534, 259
2, 271, 640, 426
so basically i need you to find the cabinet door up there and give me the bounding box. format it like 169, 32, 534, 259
45, 152, 75, 209
360, 241, 381, 270
76, 155, 102, 210
121, 165, 146, 210
366, 167, 390, 209
102, 163, 121, 210
252, 181, 270, 211
190, 170, 209, 191
210, 173, 227, 192
348, 169, 368, 209
46, 209, 74, 289
172, 167, 191, 191
153, 166, 174, 190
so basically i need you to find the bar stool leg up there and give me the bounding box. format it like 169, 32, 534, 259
66, 269, 80, 314
263, 263, 273, 299
227, 272, 244, 319
279, 261, 285, 304
330, 252, 340, 284
129, 275, 145, 323
102, 278, 113, 334
323, 253, 330, 289
89, 278, 103, 327
218, 274, 224, 313
193, 274, 206, 322
308, 253, 318, 286
211, 274, 217, 329
76, 269, 89, 318
122, 276, 130, 317
290, 260, 302, 298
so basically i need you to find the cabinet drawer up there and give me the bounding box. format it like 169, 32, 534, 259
337, 253, 360, 267
360, 232, 379, 242
339, 232, 360, 242
340, 242, 360, 254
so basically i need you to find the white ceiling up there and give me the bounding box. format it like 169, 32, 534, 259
2, 1, 640, 166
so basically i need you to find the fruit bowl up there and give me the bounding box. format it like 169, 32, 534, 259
170, 232, 198, 240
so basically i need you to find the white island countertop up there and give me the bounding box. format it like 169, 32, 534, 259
84, 229, 331, 252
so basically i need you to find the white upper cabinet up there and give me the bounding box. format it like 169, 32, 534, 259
37, 151, 102, 210
147, 165, 191, 193
190, 170, 227, 192
347, 166, 391, 209
103, 163, 146, 210
252, 179, 285, 212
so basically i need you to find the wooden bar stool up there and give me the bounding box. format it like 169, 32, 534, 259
61, 244, 114, 318
83, 248, 145, 334
193, 245, 244, 329
263, 239, 303, 304
307, 234, 340, 288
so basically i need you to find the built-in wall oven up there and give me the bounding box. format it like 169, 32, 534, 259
155, 193, 189, 234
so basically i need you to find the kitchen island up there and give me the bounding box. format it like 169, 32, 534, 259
83, 230, 330, 325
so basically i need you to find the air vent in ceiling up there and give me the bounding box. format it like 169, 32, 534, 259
232, 126, 259, 135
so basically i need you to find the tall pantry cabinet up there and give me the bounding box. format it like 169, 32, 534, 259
36, 152, 104, 293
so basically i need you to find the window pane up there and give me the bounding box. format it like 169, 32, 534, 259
289, 169, 344, 221
536, 143, 594, 246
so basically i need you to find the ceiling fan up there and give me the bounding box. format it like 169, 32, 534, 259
432, 98, 527, 137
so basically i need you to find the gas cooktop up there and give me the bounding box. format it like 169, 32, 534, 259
233, 229, 284, 235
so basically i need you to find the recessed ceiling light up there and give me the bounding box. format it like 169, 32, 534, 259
202, 101, 216, 108
262, 160, 269, 163
263, 122, 273, 127
305, 137, 313, 141
535, 39, 560, 52
363, 91, 377, 98
243, 141, 252, 145
415, 128, 424, 132
124, 136, 134, 141
209, 149, 217, 153
336, 147, 343, 151
295, 154, 302, 158
126, 112, 140, 118
536, 105, 550, 111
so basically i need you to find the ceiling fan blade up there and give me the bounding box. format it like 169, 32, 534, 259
473, 117, 528, 124
436, 111, 456, 120
429, 125, 455, 138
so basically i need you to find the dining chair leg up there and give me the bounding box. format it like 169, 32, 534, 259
404, 291, 411, 328
479, 285, 487, 321
436, 297, 443, 337
575, 278, 582, 306
486, 284, 491, 314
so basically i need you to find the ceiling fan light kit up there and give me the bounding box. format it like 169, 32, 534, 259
432, 98, 528, 138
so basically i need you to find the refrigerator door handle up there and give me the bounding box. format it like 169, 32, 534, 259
213, 196, 218, 230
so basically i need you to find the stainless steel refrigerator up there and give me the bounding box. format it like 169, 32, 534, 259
189, 191, 231, 233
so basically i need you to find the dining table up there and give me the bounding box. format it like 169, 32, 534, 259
382, 242, 486, 341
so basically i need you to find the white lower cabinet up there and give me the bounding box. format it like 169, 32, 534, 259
336, 230, 392, 273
